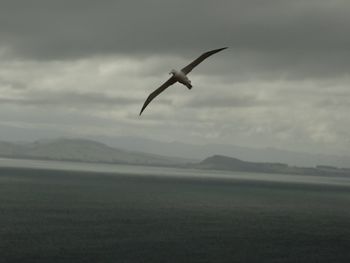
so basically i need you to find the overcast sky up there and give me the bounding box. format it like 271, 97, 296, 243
1, 0, 350, 156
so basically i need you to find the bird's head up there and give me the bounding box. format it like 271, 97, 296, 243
169, 69, 177, 75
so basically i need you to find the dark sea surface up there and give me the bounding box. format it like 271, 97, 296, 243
0, 159, 350, 262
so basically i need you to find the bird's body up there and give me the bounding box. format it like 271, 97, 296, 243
139, 47, 227, 115
170, 69, 192, 89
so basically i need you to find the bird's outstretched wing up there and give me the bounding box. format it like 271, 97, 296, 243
181, 47, 228, 75
139, 76, 177, 115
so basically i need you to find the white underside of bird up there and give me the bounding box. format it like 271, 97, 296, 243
139, 47, 228, 115
169, 69, 192, 89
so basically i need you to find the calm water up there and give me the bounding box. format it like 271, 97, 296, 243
0, 158, 350, 262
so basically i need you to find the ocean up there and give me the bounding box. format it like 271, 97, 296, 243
0, 158, 349, 262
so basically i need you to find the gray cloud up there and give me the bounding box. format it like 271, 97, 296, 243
1, 0, 350, 79
186, 94, 264, 108
0, 79, 27, 90
0, 91, 141, 108
1, 1, 350, 159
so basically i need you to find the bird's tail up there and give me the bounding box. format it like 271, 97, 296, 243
186, 83, 192, 89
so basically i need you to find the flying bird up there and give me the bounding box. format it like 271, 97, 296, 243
139, 47, 228, 115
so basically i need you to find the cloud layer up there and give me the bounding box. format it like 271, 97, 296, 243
1, 0, 350, 157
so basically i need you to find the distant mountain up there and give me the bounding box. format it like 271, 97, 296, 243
196, 154, 350, 176
198, 155, 288, 173
1, 138, 349, 176
0, 138, 192, 166
103, 136, 350, 168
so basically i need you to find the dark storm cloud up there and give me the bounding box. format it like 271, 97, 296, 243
1, 1, 349, 56
1, 0, 350, 79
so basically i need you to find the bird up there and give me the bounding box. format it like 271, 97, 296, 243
139, 47, 228, 115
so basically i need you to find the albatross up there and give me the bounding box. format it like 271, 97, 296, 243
139, 47, 228, 115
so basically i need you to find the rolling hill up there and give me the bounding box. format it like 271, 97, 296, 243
0, 138, 191, 166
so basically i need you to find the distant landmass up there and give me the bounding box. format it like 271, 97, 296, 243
0, 138, 192, 166
102, 136, 350, 168
196, 155, 350, 177
0, 138, 349, 177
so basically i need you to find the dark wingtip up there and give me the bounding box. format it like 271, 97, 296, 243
212, 47, 228, 53
139, 106, 145, 116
